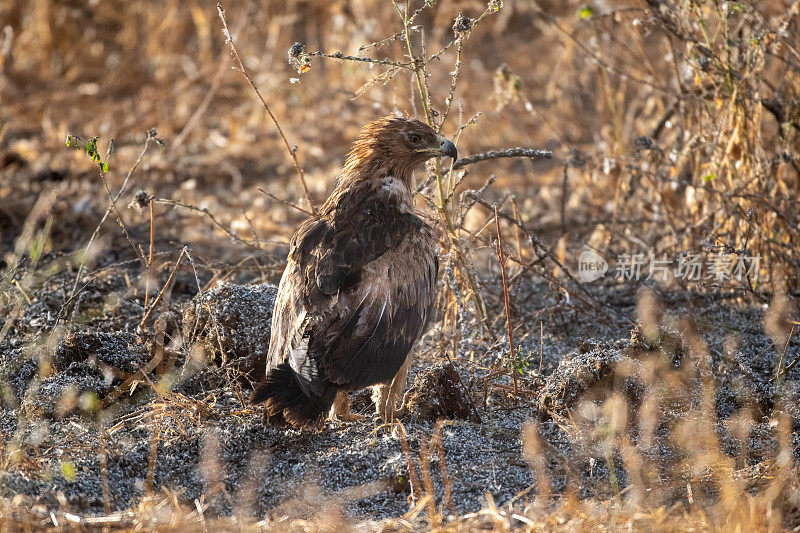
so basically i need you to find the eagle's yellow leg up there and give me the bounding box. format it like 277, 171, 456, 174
372, 355, 412, 421
329, 390, 366, 422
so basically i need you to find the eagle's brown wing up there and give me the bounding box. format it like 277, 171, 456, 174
302, 196, 413, 307
312, 208, 438, 388
273, 190, 438, 397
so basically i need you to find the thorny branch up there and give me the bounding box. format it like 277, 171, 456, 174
306, 50, 410, 69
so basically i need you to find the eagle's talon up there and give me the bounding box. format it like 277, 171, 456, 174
329, 390, 366, 423
331, 412, 367, 423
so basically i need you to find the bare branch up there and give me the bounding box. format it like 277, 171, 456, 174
453, 148, 553, 170
217, 3, 316, 214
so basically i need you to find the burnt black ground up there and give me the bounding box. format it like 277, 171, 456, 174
1, 259, 798, 524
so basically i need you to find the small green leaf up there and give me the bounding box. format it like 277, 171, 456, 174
579, 5, 593, 19
61, 461, 76, 482
101, 162, 109, 173
65, 134, 72, 147
703, 173, 716, 182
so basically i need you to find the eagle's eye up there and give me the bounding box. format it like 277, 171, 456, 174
409, 133, 422, 145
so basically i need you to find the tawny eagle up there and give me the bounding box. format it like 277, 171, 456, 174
250, 116, 456, 429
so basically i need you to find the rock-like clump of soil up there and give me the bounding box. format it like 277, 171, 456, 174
182, 282, 278, 386
402, 362, 479, 422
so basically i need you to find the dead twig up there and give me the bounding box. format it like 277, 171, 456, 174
139, 247, 187, 331
152, 198, 285, 248
494, 204, 518, 400
217, 3, 316, 214
774, 325, 798, 380
143, 198, 155, 309
258, 187, 313, 216
98, 425, 112, 515
467, 192, 634, 326
305, 50, 410, 69
453, 148, 553, 170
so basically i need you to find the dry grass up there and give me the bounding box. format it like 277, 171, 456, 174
1, 0, 799, 530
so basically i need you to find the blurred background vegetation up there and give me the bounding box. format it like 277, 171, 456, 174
2, 0, 798, 295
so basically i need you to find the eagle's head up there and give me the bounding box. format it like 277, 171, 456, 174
341, 115, 457, 184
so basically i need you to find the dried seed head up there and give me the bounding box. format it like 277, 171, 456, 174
452, 12, 474, 35
289, 42, 305, 58
130, 190, 151, 211
288, 42, 311, 73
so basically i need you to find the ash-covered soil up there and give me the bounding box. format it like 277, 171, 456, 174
1, 259, 798, 526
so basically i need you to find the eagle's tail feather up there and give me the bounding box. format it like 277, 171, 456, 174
249, 363, 334, 429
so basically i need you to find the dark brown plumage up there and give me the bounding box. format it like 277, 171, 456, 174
250, 116, 457, 429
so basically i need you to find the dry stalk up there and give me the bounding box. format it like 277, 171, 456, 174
258, 187, 313, 216
217, 3, 315, 214
467, 191, 634, 325
438, 37, 464, 132
396, 422, 422, 508
774, 325, 798, 380
143, 198, 155, 309
433, 421, 455, 516
69, 130, 157, 299
494, 204, 518, 399
98, 425, 112, 515
145, 425, 159, 496
394, 0, 495, 338
452, 147, 553, 170
139, 247, 187, 331
418, 436, 439, 526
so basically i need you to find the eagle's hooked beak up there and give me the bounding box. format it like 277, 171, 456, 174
436, 134, 458, 160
